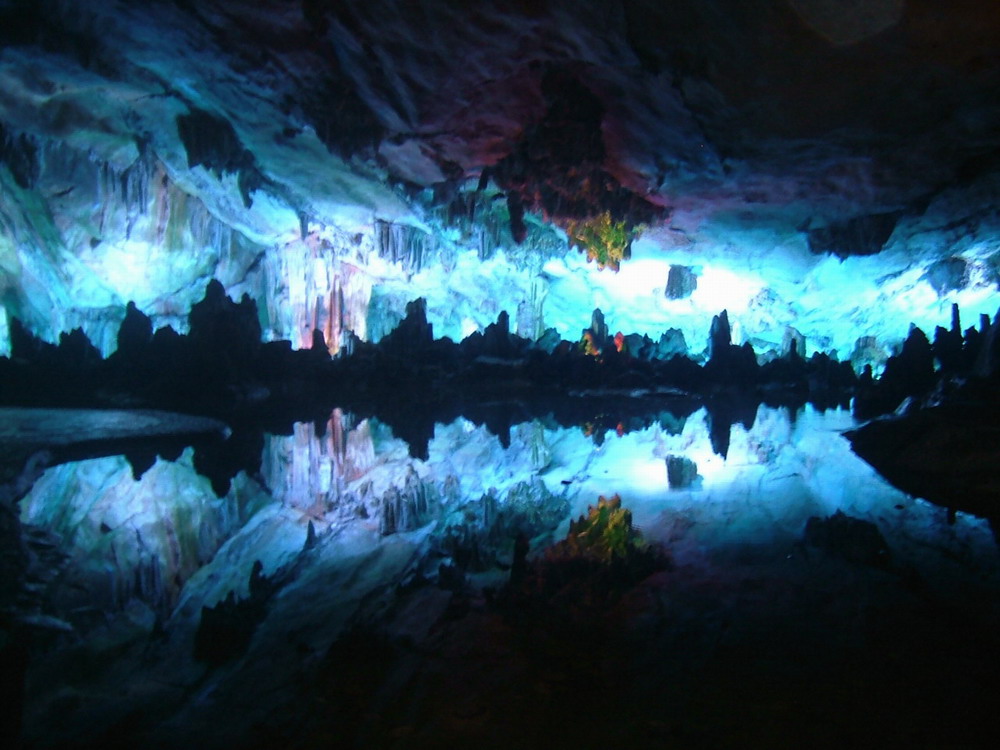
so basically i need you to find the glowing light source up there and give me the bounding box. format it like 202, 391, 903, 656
461, 318, 480, 339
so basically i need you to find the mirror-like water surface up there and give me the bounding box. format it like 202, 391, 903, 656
12, 406, 1000, 748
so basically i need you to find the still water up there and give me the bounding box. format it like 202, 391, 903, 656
14, 405, 1000, 747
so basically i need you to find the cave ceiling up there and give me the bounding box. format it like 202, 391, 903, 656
1, 0, 998, 241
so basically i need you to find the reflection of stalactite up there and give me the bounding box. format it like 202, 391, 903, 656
520, 421, 551, 470
435, 478, 569, 572
330, 407, 347, 467
321, 408, 358, 509
378, 470, 438, 536
265, 412, 380, 517
16, 456, 248, 626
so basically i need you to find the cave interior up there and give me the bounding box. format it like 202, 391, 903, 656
1, 1, 1000, 748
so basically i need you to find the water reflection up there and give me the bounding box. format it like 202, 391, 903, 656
18, 406, 999, 617
11, 405, 1000, 747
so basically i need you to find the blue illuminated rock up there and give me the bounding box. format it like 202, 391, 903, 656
0, 0, 996, 369
924, 257, 969, 296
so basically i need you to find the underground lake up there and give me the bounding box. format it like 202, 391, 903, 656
2, 399, 998, 748
3, 1, 1000, 746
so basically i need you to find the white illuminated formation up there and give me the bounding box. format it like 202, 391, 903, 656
2, 141, 998, 361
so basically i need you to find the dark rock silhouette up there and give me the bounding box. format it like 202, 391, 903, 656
804, 510, 890, 568
54, 328, 101, 370
707, 309, 731, 362
932, 303, 964, 376
855, 325, 936, 419
194, 560, 274, 666
704, 310, 759, 387
115, 301, 153, 361
847, 398, 1000, 530
188, 279, 262, 372
807, 211, 901, 258
666, 455, 699, 489
9, 318, 57, 366
378, 297, 433, 357
665, 265, 697, 299
924, 257, 968, 295
11, 281, 991, 484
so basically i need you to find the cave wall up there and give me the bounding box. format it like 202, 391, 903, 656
0, 139, 272, 352
4, 129, 999, 363
1, 0, 999, 362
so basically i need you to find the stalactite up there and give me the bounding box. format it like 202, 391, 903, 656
374, 219, 433, 274
330, 282, 341, 351
515, 278, 547, 341
92, 147, 159, 240
0, 123, 39, 188
263, 413, 383, 519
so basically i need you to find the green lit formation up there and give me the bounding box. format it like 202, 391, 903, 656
564, 212, 639, 272
550, 493, 646, 563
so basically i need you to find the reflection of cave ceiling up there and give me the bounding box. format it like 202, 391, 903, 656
1, 0, 1000, 355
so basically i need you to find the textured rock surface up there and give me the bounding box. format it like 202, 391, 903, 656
0, 0, 998, 360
